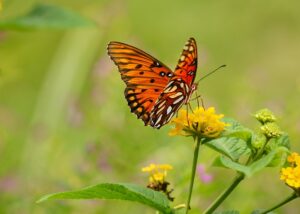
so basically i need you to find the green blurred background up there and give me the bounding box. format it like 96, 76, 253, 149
0, 0, 299, 213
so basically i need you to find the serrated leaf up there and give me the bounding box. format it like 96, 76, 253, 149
222, 118, 245, 131
248, 150, 277, 175
0, 4, 95, 30
275, 133, 290, 149
37, 183, 173, 214
267, 146, 289, 167
204, 137, 250, 161
218, 156, 251, 176
224, 130, 252, 142
216, 147, 286, 176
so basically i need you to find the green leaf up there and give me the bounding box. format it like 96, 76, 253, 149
274, 133, 290, 149
0, 4, 95, 30
265, 133, 290, 167
222, 118, 253, 140
266, 146, 289, 167
216, 156, 251, 176
224, 130, 252, 142
37, 183, 173, 214
248, 150, 278, 174
204, 137, 250, 161
222, 118, 244, 132
215, 147, 287, 176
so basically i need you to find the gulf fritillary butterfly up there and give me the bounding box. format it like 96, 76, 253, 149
107, 37, 198, 129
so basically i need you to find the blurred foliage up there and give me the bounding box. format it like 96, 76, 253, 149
0, 4, 95, 30
0, 0, 299, 213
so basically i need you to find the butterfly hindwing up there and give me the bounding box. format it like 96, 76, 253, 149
150, 38, 198, 128
107, 41, 174, 125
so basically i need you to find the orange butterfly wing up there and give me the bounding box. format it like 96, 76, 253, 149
174, 37, 197, 86
150, 38, 198, 128
107, 41, 174, 125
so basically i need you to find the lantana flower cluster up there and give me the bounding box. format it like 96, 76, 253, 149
142, 164, 174, 201
169, 107, 227, 139
280, 152, 300, 192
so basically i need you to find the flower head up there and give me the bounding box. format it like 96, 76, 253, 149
260, 122, 282, 138
280, 152, 300, 193
255, 108, 277, 124
169, 107, 227, 139
142, 163, 174, 201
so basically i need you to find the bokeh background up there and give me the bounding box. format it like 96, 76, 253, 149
0, 0, 299, 213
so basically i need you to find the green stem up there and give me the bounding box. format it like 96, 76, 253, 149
203, 173, 245, 214
253, 137, 270, 161
260, 192, 298, 214
185, 137, 201, 214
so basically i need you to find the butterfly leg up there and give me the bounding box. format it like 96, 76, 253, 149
186, 104, 191, 127
193, 91, 205, 109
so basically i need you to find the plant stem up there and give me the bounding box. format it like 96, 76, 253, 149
203, 172, 245, 214
260, 192, 298, 214
185, 137, 201, 214
253, 137, 270, 161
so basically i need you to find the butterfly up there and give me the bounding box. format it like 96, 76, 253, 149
107, 37, 198, 129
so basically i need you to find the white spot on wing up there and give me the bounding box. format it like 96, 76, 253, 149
180, 82, 184, 88
185, 83, 189, 92
173, 96, 184, 104
169, 92, 183, 98
166, 112, 175, 123
164, 85, 177, 93
157, 105, 164, 114
167, 106, 172, 114
154, 114, 163, 126
158, 100, 166, 109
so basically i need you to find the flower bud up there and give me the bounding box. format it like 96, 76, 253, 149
255, 108, 277, 124
260, 122, 282, 138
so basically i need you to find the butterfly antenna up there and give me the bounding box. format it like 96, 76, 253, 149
196, 64, 226, 84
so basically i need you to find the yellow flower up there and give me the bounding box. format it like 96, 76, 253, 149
280, 152, 300, 190
142, 163, 173, 183
0, 1, 2, 11
142, 163, 174, 201
169, 107, 227, 139
287, 152, 300, 165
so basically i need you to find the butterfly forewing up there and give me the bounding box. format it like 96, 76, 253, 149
107, 41, 174, 125
150, 38, 198, 128
174, 38, 198, 85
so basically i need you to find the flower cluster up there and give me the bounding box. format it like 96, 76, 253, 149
142, 164, 174, 201
255, 108, 277, 124
169, 107, 227, 139
280, 152, 300, 193
255, 108, 282, 138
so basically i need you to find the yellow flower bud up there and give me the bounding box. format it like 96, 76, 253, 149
255, 108, 277, 124
261, 122, 282, 138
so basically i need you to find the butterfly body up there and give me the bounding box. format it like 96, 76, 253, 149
107, 38, 198, 129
